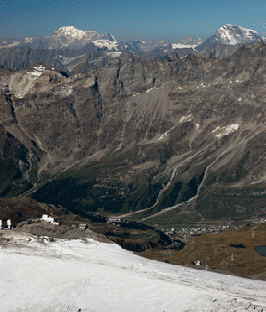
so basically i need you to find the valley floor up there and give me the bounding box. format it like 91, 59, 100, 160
0, 231, 266, 312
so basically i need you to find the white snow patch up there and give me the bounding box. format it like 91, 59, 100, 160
212, 124, 240, 138
24, 37, 33, 43
179, 114, 193, 123
29, 71, 43, 77
29, 65, 46, 77
106, 51, 122, 58
93, 40, 118, 50
145, 87, 159, 93
0, 41, 20, 49
158, 125, 177, 141
145, 87, 157, 94
10, 65, 46, 99
172, 43, 198, 49
1, 237, 266, 312
158, 133, 168, 140
158, 130, 170, 141
196, 82, 207, 89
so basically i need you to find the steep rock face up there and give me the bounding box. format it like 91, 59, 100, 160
0, 125, 35, 195
1, 43, 266, 221
0, 74, 41, 195
0, 44, 106, 72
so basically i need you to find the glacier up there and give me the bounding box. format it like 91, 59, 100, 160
0, 231, 266, 312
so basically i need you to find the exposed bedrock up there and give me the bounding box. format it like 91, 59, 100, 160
1, 42, 266, 220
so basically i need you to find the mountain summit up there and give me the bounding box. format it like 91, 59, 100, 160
197, 24, 262, 57
48, 25, 117, 49
214, 24, 260, 45
53, 25, 116, 42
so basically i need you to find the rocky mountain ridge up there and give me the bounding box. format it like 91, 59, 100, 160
1, 40, 266, 224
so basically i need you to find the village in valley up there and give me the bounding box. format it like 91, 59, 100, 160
157, 217, 266, 241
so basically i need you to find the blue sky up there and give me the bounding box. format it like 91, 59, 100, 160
1, 0, 266, 40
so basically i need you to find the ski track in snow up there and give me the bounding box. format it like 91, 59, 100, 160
1, 235, 266, 312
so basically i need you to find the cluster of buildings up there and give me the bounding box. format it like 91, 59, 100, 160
161, 217, 266, 240
163, 223, 238, 240
0, 214, 59, 230
40, 214, 59, 225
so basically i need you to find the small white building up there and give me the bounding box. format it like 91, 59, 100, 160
107, 217, 121, 224
79, 223, 87, 231
193, 260, 201, 266
6, 219, 12, 230
41, 214, 58, 225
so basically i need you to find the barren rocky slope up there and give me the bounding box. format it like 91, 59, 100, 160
1, 42, 266, 222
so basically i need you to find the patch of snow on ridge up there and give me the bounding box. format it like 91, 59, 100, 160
180, 114, 193, 123
107, 51, 122, 58
146, 87, 155, 93
93, 39, 119, 50
158, 131, 170, 141
158, 125, 177, 141
1, 236, 266, 312
29, 65, 46, 77
0, 41, 20, 49
9, 65, 46, 99
172, 43, 198, 49
212, 123, 240, 138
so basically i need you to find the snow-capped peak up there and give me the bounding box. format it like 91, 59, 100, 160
215, 24, 260, 45
53, 25, 116, 42
50, 25, 117, 49
53, 26, 96, 40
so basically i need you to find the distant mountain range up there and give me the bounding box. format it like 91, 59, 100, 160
0, 24, 262, 56
1, 21, 266, 226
